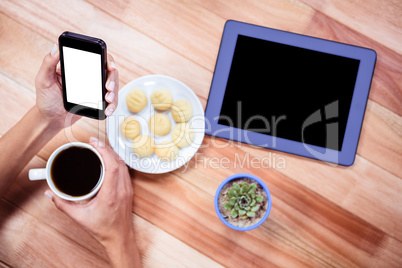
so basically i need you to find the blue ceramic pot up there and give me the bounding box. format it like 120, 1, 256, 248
214, 173, 272, 231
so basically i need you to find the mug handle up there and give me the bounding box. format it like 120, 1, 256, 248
29, 168, 47, 181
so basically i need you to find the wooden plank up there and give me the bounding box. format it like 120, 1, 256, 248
132, 167, 402, 267
86, 0, 224, 71
134, 216, 224, 267
357, 101, 402, 178
0, 18, 45, 92
300, 0, 402, 55
0, 74, 35, 132
192, 0, 315, 33
0, 199, 110, 268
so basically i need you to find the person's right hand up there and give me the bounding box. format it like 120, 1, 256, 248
45, 137, 141, 267
45, 137, 133, 243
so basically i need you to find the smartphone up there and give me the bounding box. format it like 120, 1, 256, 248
59, 31, 107, 120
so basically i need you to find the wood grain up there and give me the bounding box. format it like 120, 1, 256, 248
301, 0, 402, 55
0, 0, 401, 267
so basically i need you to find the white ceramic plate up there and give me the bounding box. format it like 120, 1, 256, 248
106, 75, 205, 174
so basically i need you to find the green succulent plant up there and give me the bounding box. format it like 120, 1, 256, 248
224, 181, 264, 218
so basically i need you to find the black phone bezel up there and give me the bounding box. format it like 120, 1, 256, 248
59, 31, 107, 120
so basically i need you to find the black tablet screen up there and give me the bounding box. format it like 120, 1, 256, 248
218, 35, 360, 151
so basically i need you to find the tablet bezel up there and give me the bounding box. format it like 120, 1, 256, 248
205, 20, 376, 166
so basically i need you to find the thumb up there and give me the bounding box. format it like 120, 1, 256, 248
35, 44, 60, 89
44, 190, 75, 215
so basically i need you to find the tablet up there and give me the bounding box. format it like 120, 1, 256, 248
205, 20, 376, 166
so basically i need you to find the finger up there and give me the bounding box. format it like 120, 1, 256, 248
89, 137, 117, 163
44, 190, 77, 216
106, 69, 118, 94
106, 54, 118, 95
107, 53, 117, 71
108, 79, 118, 113
105, 63, 118, 114
35, 43, 60, 89
105, 103, 116, 117
89, 137, 121, 195
105, 78, 117, 108
105, 54, 118, 117
105, 88, 118, 114
90, 137, 128, 195
105, 91, 115, 104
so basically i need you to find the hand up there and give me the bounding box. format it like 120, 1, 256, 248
45, 137, 133, 244
45, 137, 140, 267
35, 43, 119, 129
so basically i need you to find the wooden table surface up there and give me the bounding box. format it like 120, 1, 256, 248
0, 0, 401, 267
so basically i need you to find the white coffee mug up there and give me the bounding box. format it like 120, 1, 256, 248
29, 142, 105, 201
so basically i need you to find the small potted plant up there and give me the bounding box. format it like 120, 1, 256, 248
215, 173, 272, 231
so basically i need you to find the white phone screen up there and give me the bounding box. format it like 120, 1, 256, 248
62, 46, 103, 110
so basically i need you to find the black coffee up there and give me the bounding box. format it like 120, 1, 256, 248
51, 146, 102, 197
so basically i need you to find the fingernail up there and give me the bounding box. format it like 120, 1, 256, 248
44, 191, 53, 200
50, 43, 58, 56
110, 61, 117, 70
89, 137, 99, 147
89, 136, 99, 143
107, 92, 115, 102
108, 81, 115, 92
91, 138, 105, 147
106, 107, 114, 116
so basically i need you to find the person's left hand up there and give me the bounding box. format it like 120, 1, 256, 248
35, 43, 119, 129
